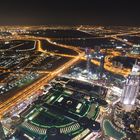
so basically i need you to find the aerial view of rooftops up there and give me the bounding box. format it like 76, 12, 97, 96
0, 0, 140, 139
0, 25, 139, 140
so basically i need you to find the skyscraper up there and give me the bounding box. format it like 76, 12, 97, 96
120, 61, 140, 111
85, 48, 92, 78
98, 54, 105, 78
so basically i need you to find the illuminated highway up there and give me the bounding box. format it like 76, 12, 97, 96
0, 35, 137, 76
0, 26, 140, 140
0, 37, 84, 119
0, 28, 140, 120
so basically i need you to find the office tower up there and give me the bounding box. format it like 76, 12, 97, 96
120, 61, 140, 111
85, 48, 92, 78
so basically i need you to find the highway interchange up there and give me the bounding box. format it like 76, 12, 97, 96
0, 26, 140, 120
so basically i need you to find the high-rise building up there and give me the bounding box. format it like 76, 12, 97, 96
0, 121, 6, 140
98, 54, 105, 78
131, 45, 140, 55
85, 48, 92, 78
120, 61, 140, 111
113, 61, 140, 129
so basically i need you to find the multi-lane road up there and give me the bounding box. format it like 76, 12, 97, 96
0, 39, 84, 119
0, 29, 140, 119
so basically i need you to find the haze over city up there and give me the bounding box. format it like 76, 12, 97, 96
0, 0, 140, 140
0, 0, 140, 25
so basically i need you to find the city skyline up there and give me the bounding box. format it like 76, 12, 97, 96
0, 0, 140, 139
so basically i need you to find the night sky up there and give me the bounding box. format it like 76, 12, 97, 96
0, 0, 140, 26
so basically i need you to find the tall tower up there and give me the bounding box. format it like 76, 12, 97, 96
120, 61, 140, 112
98, 54, 105, 78
85, 48, 92, 78
0, 121, 6, 140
